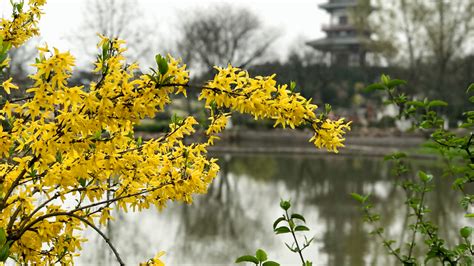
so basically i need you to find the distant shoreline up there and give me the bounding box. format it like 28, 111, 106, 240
137, 129, 433, 158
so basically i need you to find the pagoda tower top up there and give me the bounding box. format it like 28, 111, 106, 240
319, 0, 359, 11
307, 0, 373, 66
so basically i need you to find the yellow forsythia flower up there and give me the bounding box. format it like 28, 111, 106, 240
140, 251, 166, 266
310, 119, 352, 153
1, 77, 19, 94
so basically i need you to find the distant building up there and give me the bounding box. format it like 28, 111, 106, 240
307, 0, 372, 67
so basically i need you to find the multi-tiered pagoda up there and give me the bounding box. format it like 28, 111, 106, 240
307, 0, 372, 66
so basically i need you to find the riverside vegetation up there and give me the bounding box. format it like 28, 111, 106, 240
353, 76, 474, 265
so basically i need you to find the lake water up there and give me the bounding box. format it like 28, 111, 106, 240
77, 152, 469, 265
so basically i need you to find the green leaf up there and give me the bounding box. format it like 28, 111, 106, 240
290, 81, 296, 91
455, 243, 469, 252
28, 169, 37, 178
467, 83, 474, 93
295, 225, 310, 232
17, 1, 24, 12
274, 226, 291, 234
305, 236, 314, 246
351, 193, 365, 203
324, 103, 332, 114
304, 261, 313, 266
0, 228, 6, 246
285, 242, 297, 252
418, 171, 433, 183
3, 42, 11, 53
0, 243, 9, 262
55, 151, 63, 163
155, 54, 169, 75
92, 130, 102, 140
387, 79, 406, 88
428, 100, 448, 108
419, 120, 431, 129
78, 177, 86, 188
363, 83, 385, 93
291, 213, 306, 223
0, 53, 7, 64
460, 226, 473, 238
381, 74, 390, 85
262, 261, 280, 266
235, 255, 259, 264
155, 54, 162, 65
406, 100, 425, 108
137, 136, 143, 147
464, 213, 474, 218
102, 41, 110, 59
149, 67, 159, 76
171, 113, 183, 125
279, 200, 291, 211
273, 217, 285, 230
255, 249, 267, 262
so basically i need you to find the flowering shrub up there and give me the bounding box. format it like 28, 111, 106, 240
0, 1, 350, 265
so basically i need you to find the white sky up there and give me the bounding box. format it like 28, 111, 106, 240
3, 0, 329, 65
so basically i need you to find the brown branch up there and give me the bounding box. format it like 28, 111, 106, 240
68, 212, 125, 266
152, 82, 251, 98
22, 212, 125, 265
16, 181, 172, 243
71, 182, 171, 214
0, 155, 38, 210
6, 205, 22, 232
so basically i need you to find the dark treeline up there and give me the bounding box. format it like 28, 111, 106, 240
246, 52, 474, 126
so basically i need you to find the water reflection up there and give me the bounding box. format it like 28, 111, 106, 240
78, 154, 468, 265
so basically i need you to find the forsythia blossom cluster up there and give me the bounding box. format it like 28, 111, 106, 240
200, 65, 351, 152
0, 0, 45, 47
0, 1, 350, 265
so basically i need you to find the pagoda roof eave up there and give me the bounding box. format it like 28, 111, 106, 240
306, 37, 369, 51
319, 2, 358, 11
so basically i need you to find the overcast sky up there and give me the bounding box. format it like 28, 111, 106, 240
3, 0, 329, 65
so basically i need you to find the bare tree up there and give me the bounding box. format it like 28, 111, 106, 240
356, 0, 473, 71
352, 0, 474, 119
352, 0, 428, 70
73, 0, 160, 66
422, 0, 474, 91
175, 4, 278, 72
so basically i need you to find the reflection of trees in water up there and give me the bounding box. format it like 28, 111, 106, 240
79, 209, 156, 264
275, 156, 388, 266
222, 154, 467, 266
77, 154, 467, 265
227, 154, 277, 181
172, 155, 265, 264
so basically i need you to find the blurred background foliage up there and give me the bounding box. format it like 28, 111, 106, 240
2, 0, 473, 131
